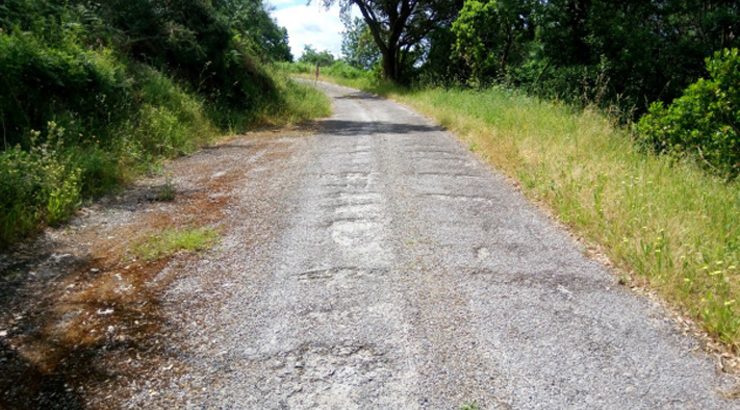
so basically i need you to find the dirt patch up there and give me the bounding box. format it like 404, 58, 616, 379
0, 127, 308, 409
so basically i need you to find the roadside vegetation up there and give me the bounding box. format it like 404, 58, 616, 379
0, 0, 329, 248
284, 0, 739, 349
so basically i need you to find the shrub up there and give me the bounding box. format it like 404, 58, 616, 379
0, 29, 130, 147
0, 148, 47, 244
636, 48, 739, 178
74, 145, 122, 198
0, 123, 82, 246
322, 61, 366, 79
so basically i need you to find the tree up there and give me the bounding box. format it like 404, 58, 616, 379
317, 0, 462, 82
214, 0, 293, 62
533, 0, 740, 110
342, 17, 381, 70
636, 48, 739, 178
299, 45, 336, 66
451, 0, 535, 83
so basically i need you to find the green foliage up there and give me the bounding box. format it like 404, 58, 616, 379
91, 0, 277, 109
451, 0, 534, 84
330, 0, 737, 104
417, 26, 468, 86
441, 0, 740, 115
0, 123, 82, 246
440, 0, 739, 177
281, 61, 381, 85
214, 0, 293, 62
459, 402, 480, 410
637, 49, 739, 178
322, 61, 372, 80
0, 29, 130, 148
268, 70, 333, 122
74, 146, 122, 197
341, 17, 380, 70
320, 0, 463, 81
299, 45, 336, 67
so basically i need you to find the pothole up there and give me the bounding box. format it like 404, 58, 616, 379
257, 342, 391, 407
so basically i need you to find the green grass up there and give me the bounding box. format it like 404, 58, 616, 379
277, 61, 391, 92
267, 69, 333, 124
209, 68, 331, 132
459, 401, 481, 410
134, 227, 219, 261
297, 63, 739, 350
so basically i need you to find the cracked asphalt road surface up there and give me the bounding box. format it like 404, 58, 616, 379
3, 82, 734, 408
133, 81, 734, 408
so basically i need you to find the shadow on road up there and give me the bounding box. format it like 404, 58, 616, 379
320, 119, 443, 136
335, 92, 384, 101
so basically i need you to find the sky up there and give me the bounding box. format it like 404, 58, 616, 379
267, 0, 348, 58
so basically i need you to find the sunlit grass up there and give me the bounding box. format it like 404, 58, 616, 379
267, 71, 332, 124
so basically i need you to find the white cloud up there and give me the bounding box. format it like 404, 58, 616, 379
268, 0, 303, 6
268, 1, 347, 58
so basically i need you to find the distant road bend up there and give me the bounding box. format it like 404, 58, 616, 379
91, 82, 740, 407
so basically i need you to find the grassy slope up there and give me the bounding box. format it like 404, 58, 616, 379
0, 67, 330, 248
294, 65, 739, 350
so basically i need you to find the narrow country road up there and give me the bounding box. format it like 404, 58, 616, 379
137, 81, 734, 408
1, 82, 736, 408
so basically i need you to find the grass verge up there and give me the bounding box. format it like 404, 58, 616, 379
296, 65, 739, 350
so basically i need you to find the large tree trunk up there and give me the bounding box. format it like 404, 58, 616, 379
500, 26, 514, 76
350, 0, 414, 83
381, 47, 399, 81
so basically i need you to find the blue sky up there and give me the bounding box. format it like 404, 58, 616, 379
268, 0, 347, 58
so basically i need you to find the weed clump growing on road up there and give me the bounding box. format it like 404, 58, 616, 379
134, 227, 219, 262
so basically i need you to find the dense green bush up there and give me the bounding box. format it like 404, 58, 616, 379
0, 30, 130, 147
0, 0, 295, 146
637, 49, 739, 178
128, 65, 216, 158
91, 0, 277, 111
451, 0, 534, 85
